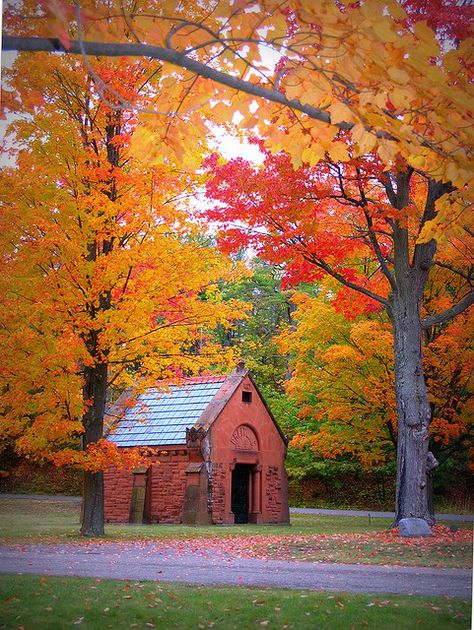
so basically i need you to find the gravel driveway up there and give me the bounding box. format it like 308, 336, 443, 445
0, 542, 471, 598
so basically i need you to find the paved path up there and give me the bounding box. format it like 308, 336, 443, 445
0, 542, 471, 598
0, 493, 82, 502
290, 507, 474, 523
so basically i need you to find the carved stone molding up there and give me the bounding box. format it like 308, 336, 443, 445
186, 426, 206, 463
231, 424, 258, 451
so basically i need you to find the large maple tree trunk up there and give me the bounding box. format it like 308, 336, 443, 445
80, 362, 108, 536
389, 182, 441, 528
391, 293, 435, 526
80, 120, 119, 537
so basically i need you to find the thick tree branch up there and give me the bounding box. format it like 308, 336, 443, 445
413, 179, 455, 272
303, 253, 388, 306
421, 290, 474, 329
1, 35, 384, 136
431, 260, 473, 282
362, 208, 397, 292
381, 172, 398, 208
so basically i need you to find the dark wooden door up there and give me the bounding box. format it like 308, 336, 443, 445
130, 472, 147, 523
231, 464, 249, 524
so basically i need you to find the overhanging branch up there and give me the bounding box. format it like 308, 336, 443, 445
421, 290, 474, 329
431, 260, 473, 282
2, 35, 368, 134
303, 253, 388, 306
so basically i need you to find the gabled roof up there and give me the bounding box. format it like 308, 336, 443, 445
108, 376, 226, 447
107, 365, 287, 448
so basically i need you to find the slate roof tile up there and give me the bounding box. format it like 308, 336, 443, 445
108, 376, 226, 447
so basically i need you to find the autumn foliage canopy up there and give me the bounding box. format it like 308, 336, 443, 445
0, 53, 245, 473
1, 0, 473, 528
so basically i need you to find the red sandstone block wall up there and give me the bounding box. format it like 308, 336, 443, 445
264, 464, 283, 523
104, 450, 190, 524
206, 374, 290, 525
211, 462, 226, 524
148, 456, 188, 524
104, 467, 134, 523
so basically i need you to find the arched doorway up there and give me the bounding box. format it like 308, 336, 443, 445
231, 464, 251, 524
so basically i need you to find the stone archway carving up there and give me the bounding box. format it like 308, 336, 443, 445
230, 424, 259, 451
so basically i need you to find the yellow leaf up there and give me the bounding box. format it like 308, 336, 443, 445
134, 17, 168, 46
284, 77, 304, 101
408, 154, 430, 171
286, 142, 304, 168
417, 218, 437, 244
443, 50, 461, 73
446, 161, 460, 185
385, 0, 407, 20
390, 87, 412, 109
211, 105, 235, 125
387, 67, 411, 85
328, 141, 349, 162
298, 6, 321, 24
268, 13, 289, 39
360, 90, 388, 110
351, 124, 377, 154
329, 101, 354, 125
370, 19, 398, 43
414, 21, 439, 56
309, 123, 338, 147
350, 123, 365, 143
377, 139, 398, 165
301, 143, 325, 165
240, 116, 259, 130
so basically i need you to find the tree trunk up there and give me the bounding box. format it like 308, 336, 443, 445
79, 121, 118, 537
80, 362, 108, 536
387, 176, 449, 529
81, 470, 104, 537
391, 293, 435, 526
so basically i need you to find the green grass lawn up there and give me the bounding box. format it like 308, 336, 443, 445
0, 499, 471, 629
0, 574, 470, 630
0, 498, 396, 540
1, 498, 471, 541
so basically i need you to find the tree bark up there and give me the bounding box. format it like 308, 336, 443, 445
385, 173, 443, 529
81, 469, 104, 537
79, 119, 118, 537
80, 362, 108, 536
391, 293, 435, 526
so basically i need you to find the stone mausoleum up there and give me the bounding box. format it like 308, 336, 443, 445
104, 362, 289, 525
